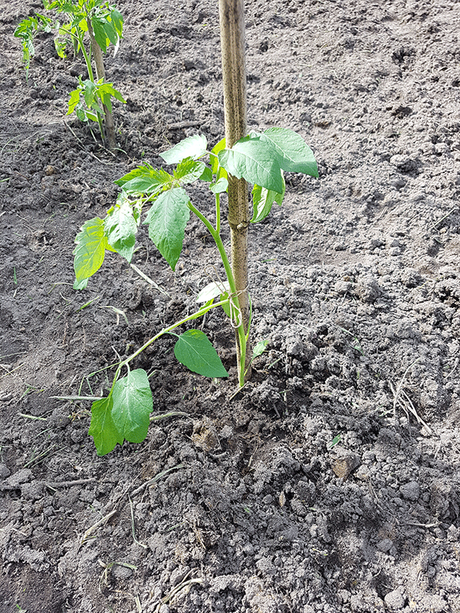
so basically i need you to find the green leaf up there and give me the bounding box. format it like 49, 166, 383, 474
160, 134, 207, 165
111, 369, 153, 443
110, 9, 124, 37
97, 83, 126, 110
82, 79, 97, 107
218, 137, 283, 193
143, 187, 190, 270
260, 128, 318, 177
73, 217, 108, 284
115, 165, 173, 195
210, 138, 227, 181
252, 339, 269, 359
174, 330, 228, 378
196, 281, 230, 303
73, 278, 88, 290
199, 166, 213, 182
91, 16, 108, 52
101, 18, 118, 47
220, 292, 232, 318
174, 158, 206, 184
88, 396, 124, 456
67, 88, 81, 115
104, 195, 138, 262
251, 175, 285, 223
210, 178, 228, 194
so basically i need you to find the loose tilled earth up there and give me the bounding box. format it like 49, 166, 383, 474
1, 0, 460, 611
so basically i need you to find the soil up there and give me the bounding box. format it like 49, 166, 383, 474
1, 0, 460, 612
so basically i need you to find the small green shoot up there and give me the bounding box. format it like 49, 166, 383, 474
77, 296, 100, 311
329, 433, 342, 449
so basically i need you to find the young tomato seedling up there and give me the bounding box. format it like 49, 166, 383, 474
14, 0, 125, 149
74, 129, 318, 455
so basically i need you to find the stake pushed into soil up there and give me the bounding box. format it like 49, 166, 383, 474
218, 0, 251, 381
86, 17, 116, 150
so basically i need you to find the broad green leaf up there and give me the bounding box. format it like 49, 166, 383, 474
196, 281, 230, 303
98, 83, 126, 114
67, 88, 81, 115
85, 109, 100, 122
218, 138, 283, 193
210, 137, 226, 174
74, 217, 108, 283
110, 9, 124, 37
111, 369, 153, 443
210, 178, 228, 194
200, 166, 213, 182
101, 18, 118, 47
92, 16, 109, 52
160, 134, 207, 165
82, 79, 97, 107
252, 339, 269, 359
99, 83, 126, 104
115, 165, 173, 195
260, 128, 318, 177
174, 158, 206, 184
73, 278, 88, 290
88, 396, 124, 456
104, 196, 138, 262
251, 175, 285, 223
174, 330, 228, 378
143, 187, 190, 270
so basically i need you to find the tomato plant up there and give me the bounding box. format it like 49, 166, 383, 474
14, 0, 125, 149
74, 129, 318, 455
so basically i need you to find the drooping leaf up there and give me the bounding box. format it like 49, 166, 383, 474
143, 187, 190, 270
174, 330, 228, 378
101, 17, 118, 47
160, 134, 207, 165
91, 16, 109, 52
88, 395, 124, 456
104, 195, 138, 262
110, 9, 124, 37
111, 369, 153, 443
218, 137, 284, 193
196, 281, 230, 303
174, 157, 206, 184
260, 127, 318, 177
115, 165, 173, 195
73, 217, 108, 284
251, 174, 285, 223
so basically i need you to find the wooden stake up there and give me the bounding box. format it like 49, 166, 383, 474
218, 0, 251, 380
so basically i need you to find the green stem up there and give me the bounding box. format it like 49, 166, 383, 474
187, 200, 247, 387
216, 192, 221, 235
75, 27, 105, 139
109, 298, 230, 393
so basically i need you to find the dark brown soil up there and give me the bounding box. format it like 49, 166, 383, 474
1, 1, 460, 612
